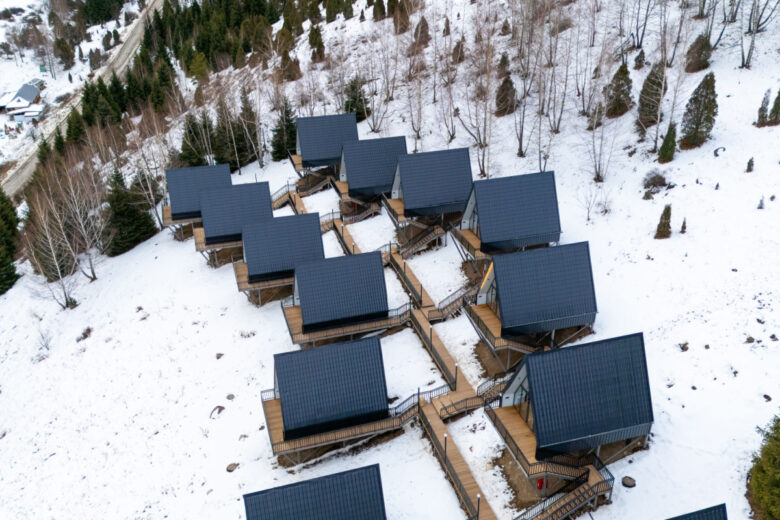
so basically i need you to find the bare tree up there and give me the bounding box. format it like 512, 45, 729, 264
407, 78, 424, 151
631, 0, 657, 49
366, 54, 392, 133
588, 104, 615, 182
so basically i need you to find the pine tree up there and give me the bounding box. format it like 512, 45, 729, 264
443, 16, 450, 36
180, 112, 209, 167
769, 90, 780, 125
237, 87, 258, 166
373, 0, 386, 20
638, 62, 666, 128
756, 89, 770, 127
393, 0, 410, 34
387, 0, 397, 16
747, 157, 754, 172
189, 51, 209, 80
283, 0, 304, 35
495, 76, 517, 116
657, 122, 676, 163
271, 98, 297, 161
452, 35, 466, 63
500, 19, 511, 35
54, 127, 66, 155
680, 218, 686, 234
748, 416, 780, 520
0, 188, 19, 295
342, 1, 353, 19
150, 79, 165, 112
309, 24, 325, 62
680, 72, 717, 149
325, 0, 339, 22
685, 34, 712, 73
654, 204, 672, 239
344, 77, 371, 122
603, 63, 633, 118
37, 139, 51, 164
105, 172, 157, 257
497, 52, 510, 78
66, 108, 86, 143
413, 16, 430, 48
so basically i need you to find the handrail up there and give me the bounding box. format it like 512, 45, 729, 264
342, 203, 380, 225
281, 295, 294, 307
390, 384, 450, 416
409, 310, 456, 389
381, 193, 404, 226
418, 407, 480, 519
477, 373, 512, 396
389, 252, 423, 305
465, 305, 536, 352
439, 375, 511, 419
261, 388, 280, 401
272, 181, 295, 201
373, 241, 400, 254
399, 225, 445, 258
298, 175, 330, 197
513, 472, 590, 520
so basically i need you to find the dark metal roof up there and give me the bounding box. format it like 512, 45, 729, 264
296, 252, 388, 330
342, 137, 407, 195
473, 172, 561, 250
398, 148, 473, 215
297, 113, 358, 166
200, 182, 272, 244
244, 464, 388, 520
243, 214, 324, 282
524, 333, 653, 451
274, 337, 389, 439
493, 242, 597, 332
165, 164, 231, 219
667, 505, 728, 520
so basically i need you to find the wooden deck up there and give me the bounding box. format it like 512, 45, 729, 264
466, 304, 537, 355
334, 180, 350, 199
289, 192, 307, 214
162, 205, 201, 227
493, 406, 539, 464
471, 304, 503, 337
420, 402, 499, 520
333, 218, 361, 254
193, 227, 243, 252
410, 309, 460, 390
384, 197, 408, 225
282, 305, 409, 344
452, 228, 490, 260
389, 253, 435, 308
233, 262, 294, 292
289, 154, 304, 173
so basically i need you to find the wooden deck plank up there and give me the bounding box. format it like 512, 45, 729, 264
162, 205, 202, 227
233, 262, 294, 292
493, 406, 538, 464
282, 305, 408, 344
262, 398, 285, 446
333, 218, 361, 255
334, 180, 349, 199
390, 253, 435, 308
385, 198, 408, 224
289, 192, 307, 214
452, 228, 491, 260
421, 403, 499, 520
193, 227, 243, 252
471, 304, 503, 337
411, 309, 463, 390
289, 154, 304, 172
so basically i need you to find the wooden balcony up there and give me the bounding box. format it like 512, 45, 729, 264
233, 261, 294, 292
193, 227, 243, 252
281, 304, 411, 345
162, 205, 201, 227
451, 227, 490, 260
383, 197, 409, 226
465, 304, 536, 355
288, 153, 304, 173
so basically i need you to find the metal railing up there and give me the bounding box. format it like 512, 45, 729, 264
430, 284, 479, 320
390, 384, 450, 417
381, 193, 405, 226
513, 472, 590, 520
450, 228, 484, 259
389, 252, 424, 305
464, 305, 536, 352
439, 374, 511, 420
409, 310, 457, 389
400, 225, 445, 258
342, 203, 380, 225
261, 388, 280, 401
271, 181, 295, 205
483, 399, 588, 481
298, 175, 331, 197
418, 407, 481, 520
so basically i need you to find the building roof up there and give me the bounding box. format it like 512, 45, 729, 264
523, 333, 653, 450
165, 164, 232, 219
296, 252, 388, 329
0, 92, 15, 107
473, 172, 561, 248
200, 182, 272, 244
398, 148, 473, 215
243, 213, 324, 281
492, 242, 597, 331
667, 504, 728, 520
342, 136, 407, 195
244, 464, 388, 520
14, 83, 39, 104
297, 113, 358, 166
275, 337, 389, 437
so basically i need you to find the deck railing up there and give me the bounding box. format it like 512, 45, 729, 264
409, 310, 457, 389
450, 228, 483, 259
389, 252, 424, 305
399, 225, 445, 258
381, 193, 404, 226
418, 407, 481, 520
483, 399, 588, 481
430, 284, 479, 320
342, 203, 380, 225
271, 181, 295, 204
513, 472, 590, 520
439, 374, 511, 420
390, 384, 450, 416
465, 305, 536, 352
261, 388, 280, 401
298, 175, 331, 197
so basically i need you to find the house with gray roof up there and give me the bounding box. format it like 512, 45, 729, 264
198, 182, 272, 247
5, 83, 40, 111
339, 136, 407, 197
390, 148, 473, 218
499, 333, 653, 460
458, 172, 561, 255
272, 336, 389, 440
295, 113, 358, 170
164, 164, 232, 224
243, 465, 388, 520
667, 504, 728, 520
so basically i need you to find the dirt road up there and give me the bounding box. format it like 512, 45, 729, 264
0, 0, 165, 198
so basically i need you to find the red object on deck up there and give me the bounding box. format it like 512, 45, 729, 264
537, 478, 544, 490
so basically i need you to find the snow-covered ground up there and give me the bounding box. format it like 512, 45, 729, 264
1, 0, 780, 518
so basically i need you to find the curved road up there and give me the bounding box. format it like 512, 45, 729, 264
0, 0, 164, 197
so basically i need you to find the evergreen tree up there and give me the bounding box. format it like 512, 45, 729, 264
54, 127, 66, 155
105, 172, 157, 257
150, 79, 165, 112
306, 0, 322, 23
359, 8, 364, 21
654, 204, 672, 239
237, 87, 258, 166
54, 38, 75, 69
638, 62, 666, 129
387, 0, 397, 16
309, 24, 325, 62
500, 19, 511, 35
443, 16, 450, 36
603, 63, 633, 118
66, 108, 86, 143
769, 90, 780, 125
413, 16, 430, 47
342, 1, 353, 19
179, 112, 209, 167
634, 49, 645, 69
283, 0, 304, 35
657, 122, 676, 163
679, 72, 717, 149
747, 157, 754, 172
108, 71, 126, 113
344, 77, 370, 122
325, 0, 339, 22
495, 76, 517, 116
393, 0, 410, 34
497, 52, 510, 78
680, 218, 687, 234
748, 416, 780, 520
271, 98, 297, 161
373, 0, 385, 20
37, 138, 51, 164
685, 34, 712, 73
190, 51, 209, 79
756, 89, 770, 127
0, 188, 18, 295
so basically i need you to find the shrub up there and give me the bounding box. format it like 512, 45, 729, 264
756, 90, 770, 127
658, 122, 676, 163
747, 157, 754, 172
603, 63, 633, 118
748, 416, 780, 519
495, 76, 517, 116
344, 77, 371, 122
634, 49, 645, 70
685, 34, 712, 73
654, 204, 671, 239
638, 62, 666, 128
680, 73, 718, 149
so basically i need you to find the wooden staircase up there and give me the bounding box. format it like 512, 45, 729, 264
399, 225, 446, 259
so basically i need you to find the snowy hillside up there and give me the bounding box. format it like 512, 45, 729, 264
2, 0, 780, 518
